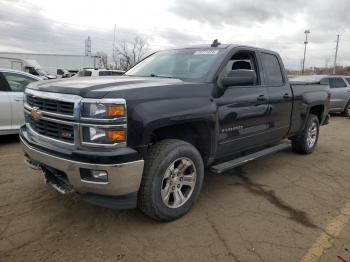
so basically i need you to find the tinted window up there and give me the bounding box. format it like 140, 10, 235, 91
345, 78, 350, 85
2, 72, 37, 92
78, 70, 92, 77
261, 53, 284, 86
111, 71, 124, 76
329, 78, 347, 88
98, 71, 111, 76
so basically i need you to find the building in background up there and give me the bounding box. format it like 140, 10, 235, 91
0, 52, 102, 75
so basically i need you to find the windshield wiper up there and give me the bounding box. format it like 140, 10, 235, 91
149, 73, 174, 79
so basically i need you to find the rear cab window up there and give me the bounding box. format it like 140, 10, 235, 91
260, 53, 284, 86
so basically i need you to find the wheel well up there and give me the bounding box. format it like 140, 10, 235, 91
309, 105, 324, 123
150, 122, 212, 164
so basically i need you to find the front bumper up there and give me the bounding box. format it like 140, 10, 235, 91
20, 127, 144, 199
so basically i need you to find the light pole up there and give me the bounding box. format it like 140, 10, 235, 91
333, 34, 340, 75
302, 30, 310, 75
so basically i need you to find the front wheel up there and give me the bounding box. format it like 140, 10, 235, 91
292, 114, 320, 154
138, 139, 204, 221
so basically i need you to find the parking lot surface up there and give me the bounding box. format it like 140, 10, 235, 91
1, 116, 350, 262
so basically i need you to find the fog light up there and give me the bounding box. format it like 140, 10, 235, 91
91, 170, 108, 180
81, 169, 108, 183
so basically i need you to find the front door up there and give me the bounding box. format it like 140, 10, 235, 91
1, 72, 38, 129
0, 76, 12, 133
215, 50, 269, 158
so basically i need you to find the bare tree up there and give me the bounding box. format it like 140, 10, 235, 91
114, 37, 149, 71
324, 57, 330, 69
95, 51, 108, 69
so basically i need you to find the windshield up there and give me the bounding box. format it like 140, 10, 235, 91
36, 68, 48, 76
126, 49, 223, 80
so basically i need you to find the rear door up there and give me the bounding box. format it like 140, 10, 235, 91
344, 77, 350, 106
328, 77, 348, 110
1, 72, 39, 129
0, 74, 12, 133
259, 52, 293, 142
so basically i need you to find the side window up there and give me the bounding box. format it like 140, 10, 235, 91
345, 78, 350, 86
99, 71, 111, 76
78, 70, 92, 77
219, 50, 260, 86
28, 67, 39, 76
320, 78, 329, 85
2, 72, 37, 92
260, 53, 284, 86
329, 78, 347, 88
111, 71, 123, 76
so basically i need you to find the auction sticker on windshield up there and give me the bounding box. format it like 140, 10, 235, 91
194, 50, 219, 55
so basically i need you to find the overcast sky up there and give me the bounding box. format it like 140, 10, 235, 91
0, 0, 349, 69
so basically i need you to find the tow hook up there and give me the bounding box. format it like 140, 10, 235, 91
24, 154, 41, 170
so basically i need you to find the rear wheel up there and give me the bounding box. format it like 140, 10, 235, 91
292, 114, 320, 154
342, 101, 350, 117
138, 139, 204, 221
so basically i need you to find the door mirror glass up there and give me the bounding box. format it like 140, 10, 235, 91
221, 69, 257, 87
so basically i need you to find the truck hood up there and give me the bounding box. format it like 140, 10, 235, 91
27, 76, 196, 99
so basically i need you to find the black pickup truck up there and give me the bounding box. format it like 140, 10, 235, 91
20, 43, 330, 221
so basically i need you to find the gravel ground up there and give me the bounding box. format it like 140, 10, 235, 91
1, 116, 350, 262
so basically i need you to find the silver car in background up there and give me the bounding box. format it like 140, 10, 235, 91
292, 75, 350, 117
0, 68, 41, 135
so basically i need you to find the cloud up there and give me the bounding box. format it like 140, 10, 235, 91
168, 0, 306, 27
0, 0, 204, 56
0, 0, 349, 69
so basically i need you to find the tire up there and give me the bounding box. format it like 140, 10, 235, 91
138, 139, 204, 221
342, 101, 350, 117
292, 114, 320, 154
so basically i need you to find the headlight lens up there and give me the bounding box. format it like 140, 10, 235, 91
83, 127, 126, 144
82, 103, 125, 119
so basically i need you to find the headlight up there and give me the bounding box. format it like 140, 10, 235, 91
80, 99, 127, 147
82, 126, 126, 144
82, 103, 125, 119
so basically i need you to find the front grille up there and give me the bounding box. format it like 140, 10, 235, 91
27, 95, 74, 116
26, 115, 74, 143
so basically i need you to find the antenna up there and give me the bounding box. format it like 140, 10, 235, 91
113, 24, 116, 61
211, 39, 221, 47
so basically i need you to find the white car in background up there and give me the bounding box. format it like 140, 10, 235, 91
77, 68, 125, 77
0, 68, 41, 135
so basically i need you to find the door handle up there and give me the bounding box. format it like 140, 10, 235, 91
15, 98, 23, 102
283, 93, 290, 99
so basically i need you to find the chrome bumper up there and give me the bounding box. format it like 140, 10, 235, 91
20, 136, 144, 196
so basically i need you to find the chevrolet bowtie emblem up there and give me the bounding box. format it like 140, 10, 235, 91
31, 107, 42, 120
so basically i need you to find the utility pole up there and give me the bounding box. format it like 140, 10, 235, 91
302, 30, 310, 75
113, 24, 117, 68
333, 34, 340, 75
85, 36, 91, 56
